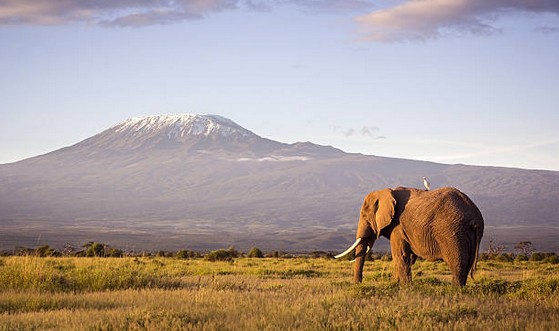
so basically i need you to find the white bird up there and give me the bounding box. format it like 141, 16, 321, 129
423, 176, 431, 191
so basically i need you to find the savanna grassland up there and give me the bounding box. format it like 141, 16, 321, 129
1, 256, 558, 330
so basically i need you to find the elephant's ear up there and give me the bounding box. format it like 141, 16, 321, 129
373, 188, 396, 238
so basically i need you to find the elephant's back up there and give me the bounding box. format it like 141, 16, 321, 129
437, 187, 484, 222
395, 186, 484, 231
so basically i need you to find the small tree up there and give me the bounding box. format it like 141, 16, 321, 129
247, 247, 264, 258
514, 241, 534, 256
84, 242, 106, 257
62, 243, 76, 256
486, 240, 506, 255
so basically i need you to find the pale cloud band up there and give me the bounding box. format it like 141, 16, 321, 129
0, 0, 239, 27
0, 0, 371, 27
356, 0, 559, 42
0, 0, 558, 40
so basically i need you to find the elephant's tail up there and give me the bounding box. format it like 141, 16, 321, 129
470, 220, 484, 280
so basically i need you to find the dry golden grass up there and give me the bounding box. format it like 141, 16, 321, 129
1, 256, 558, 330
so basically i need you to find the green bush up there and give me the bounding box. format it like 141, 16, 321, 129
106, 248, 123, 258
530, 252, 545, 261
544, 254, 559, 264
34, 245, 60, 257
176, 250, 197, 259
247, 247, 264, 258
469, 279, 522, 296
495, 253, 513, 262
514, 254, 528, 262
205, 247, 239, 262
83, 242, 106, 257
530, 252, 558, 262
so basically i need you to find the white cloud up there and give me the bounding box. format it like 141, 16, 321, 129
334, 125, 385, 139
360, 125, 380, 137
356, 0, 559, 42
0, 0, 240, 26
0, 0, 373, 27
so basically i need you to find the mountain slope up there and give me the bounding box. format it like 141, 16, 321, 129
1, 114, 558, 252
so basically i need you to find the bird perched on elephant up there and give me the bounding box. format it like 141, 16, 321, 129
336, 187, 484, 286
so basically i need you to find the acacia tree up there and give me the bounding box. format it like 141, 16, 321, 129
486, 240, 506, 255
514, 241, 534, 256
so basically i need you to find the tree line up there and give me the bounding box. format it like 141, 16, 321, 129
2, 240, 558, 264
0, 242, 336, 261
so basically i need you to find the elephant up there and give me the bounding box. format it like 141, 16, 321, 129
335, 187, 484, 286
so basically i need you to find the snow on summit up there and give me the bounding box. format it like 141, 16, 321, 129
114, 114, 255, 139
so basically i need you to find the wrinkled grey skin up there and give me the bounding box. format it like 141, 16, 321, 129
352, 187, 484, 286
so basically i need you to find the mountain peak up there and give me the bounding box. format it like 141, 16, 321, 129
114, 114, 255, 139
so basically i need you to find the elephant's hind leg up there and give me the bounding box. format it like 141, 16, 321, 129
444, 248, 471, 286
452, 264, 469, 286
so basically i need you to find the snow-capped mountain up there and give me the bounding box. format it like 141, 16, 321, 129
60, 114, 284, 157
1, 114, 558, 252
113, 114, 255, 140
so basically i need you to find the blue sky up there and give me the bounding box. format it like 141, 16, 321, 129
1, 0, 558, 170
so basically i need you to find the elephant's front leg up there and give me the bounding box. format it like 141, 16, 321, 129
390, 228, 412, 283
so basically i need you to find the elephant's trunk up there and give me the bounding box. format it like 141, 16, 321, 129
354, 237, 374, 283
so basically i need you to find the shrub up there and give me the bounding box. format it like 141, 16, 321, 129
529, 252, 557, 262
15, 247, 34, 256
530, 252, 545, 261
176, 250, 197, 259
106, 248, 123, 258
381, 253, 393, 262
469, 279, 522, 296
478, 253, 491, 261
544, 254, 559, 264
83, 242, 106, 257
310, 251, 334, 259
247, 247, 264, 258
368, 253, 383, 261
34, 245, 60, 257
266, 251, 280, 258
205, 247, 239, 262
265, 251, 292, 258
495, 253, 514, 262
514, 254, 528, 262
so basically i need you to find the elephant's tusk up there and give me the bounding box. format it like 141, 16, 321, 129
334, 238, 362, 259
